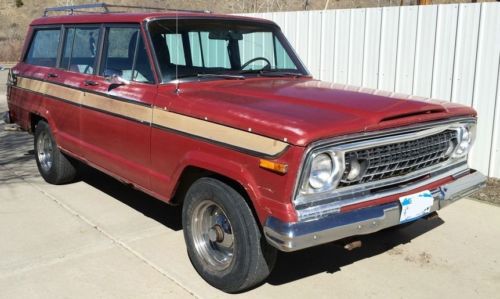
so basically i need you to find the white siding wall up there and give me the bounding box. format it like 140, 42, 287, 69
242, 2, 500, 178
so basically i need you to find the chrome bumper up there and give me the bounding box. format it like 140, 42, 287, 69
264, 170, 486, 252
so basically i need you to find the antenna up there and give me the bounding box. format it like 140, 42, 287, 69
175, 10, 180, 94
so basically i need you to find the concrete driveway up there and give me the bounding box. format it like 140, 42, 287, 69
1, 80, 500, 298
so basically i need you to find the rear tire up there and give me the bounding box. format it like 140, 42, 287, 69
34, 120, 77, 184
182, 177, 277, 293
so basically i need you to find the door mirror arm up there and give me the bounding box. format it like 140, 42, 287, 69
105, 74, 130, 85
105, 74, 130, 91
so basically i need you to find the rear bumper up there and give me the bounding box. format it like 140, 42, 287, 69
264, 170, 486, 252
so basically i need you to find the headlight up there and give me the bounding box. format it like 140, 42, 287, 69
309, 153, 333, 189
301, 151, 344, 194
452, 123, 476, 158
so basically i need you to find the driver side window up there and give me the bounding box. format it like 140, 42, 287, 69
99, 27, 154, 83
60, 27, 100, 74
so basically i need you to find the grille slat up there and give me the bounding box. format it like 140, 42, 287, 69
339, 130, 457, 187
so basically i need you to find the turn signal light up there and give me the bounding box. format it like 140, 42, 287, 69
259, 159, 288, 174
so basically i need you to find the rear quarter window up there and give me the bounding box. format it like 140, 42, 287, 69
25, 28, 61, 67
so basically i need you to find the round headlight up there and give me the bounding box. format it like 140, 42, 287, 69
309, 153, 333, 189
345, 159, 368, 181
453, 126, 473, 158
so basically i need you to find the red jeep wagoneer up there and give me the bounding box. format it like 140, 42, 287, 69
4, 3, 486, 292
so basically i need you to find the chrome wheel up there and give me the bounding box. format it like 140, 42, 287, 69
191, 200, 235, 271
37, 131, 54, 172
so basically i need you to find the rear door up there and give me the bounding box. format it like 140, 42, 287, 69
79, 25, 156, 189
51, 25, 101, 155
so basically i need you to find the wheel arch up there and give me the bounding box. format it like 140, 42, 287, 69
29, 112, 47, 133
171, 161, 267, 226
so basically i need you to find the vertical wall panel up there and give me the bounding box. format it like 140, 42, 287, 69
295, 11, 310, 63
362, 7, 382, 89
451, 4, 481, 106
490, 69, 500, 178
271, 12, 286, 29
348, 9, 366, 86
378, 6, 400, 91
431, 4, 459, 100
395, 6, 418, 94
284, 12, 298, 48
320, 10, 336, 81
334, 9, 351, 84
413, 5, 438, 98
470, 2, 500, 175
308, 11, 323, 78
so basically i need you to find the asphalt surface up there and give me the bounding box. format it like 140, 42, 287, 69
1, 73, 500, 298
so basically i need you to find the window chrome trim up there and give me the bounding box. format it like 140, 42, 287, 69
292, 117, 477, 216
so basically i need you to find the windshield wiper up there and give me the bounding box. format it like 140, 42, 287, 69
238, 69, 310, 78
176, 73, 245, 80
261, 71, 310, 78
197, 73, 245, 80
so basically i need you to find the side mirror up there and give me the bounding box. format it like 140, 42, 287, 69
105, 74, 130, 86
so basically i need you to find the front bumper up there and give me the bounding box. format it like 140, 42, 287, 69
264, 170, 486, 252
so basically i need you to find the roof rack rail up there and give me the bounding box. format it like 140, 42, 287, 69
43, 3, 211, 17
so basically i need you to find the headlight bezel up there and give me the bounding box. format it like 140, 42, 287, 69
450, 123, 476, 159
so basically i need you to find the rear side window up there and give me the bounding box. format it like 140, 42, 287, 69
25, 28, 61, 67
60, 27, 100, 74
99, 27, 154, 83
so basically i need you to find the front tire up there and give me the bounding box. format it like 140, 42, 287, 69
182, 178, 277, 293
34, 120, 77, 184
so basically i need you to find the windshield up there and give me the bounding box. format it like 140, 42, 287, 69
148, 19, 307, 82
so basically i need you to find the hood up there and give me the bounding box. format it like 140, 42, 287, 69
168, 78, 476, 147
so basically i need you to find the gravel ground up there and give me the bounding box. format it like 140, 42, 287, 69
470, 178, 500, 206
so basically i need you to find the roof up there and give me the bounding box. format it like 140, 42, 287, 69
30, 12, 275, 26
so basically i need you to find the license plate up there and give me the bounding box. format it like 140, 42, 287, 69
399, 190, 434, 223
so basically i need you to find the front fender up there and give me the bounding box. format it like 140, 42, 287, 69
165, 147, 300, 224
172, 150, 267, 221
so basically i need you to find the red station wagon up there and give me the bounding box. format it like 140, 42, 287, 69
3, 3, 486, 292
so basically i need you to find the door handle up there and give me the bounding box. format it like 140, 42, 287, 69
84, 80, 99, 86
47, 73, 58, 78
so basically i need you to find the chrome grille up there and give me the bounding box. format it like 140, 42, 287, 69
339, 130, 458, 187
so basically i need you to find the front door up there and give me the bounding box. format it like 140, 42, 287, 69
78, 25, 156, 189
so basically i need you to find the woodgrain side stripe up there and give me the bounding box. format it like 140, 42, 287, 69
16, 76, 289, 156
152, 108, 288, 156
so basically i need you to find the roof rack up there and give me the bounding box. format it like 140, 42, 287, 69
43, 3, 211, 17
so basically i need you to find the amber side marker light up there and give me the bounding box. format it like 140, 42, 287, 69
259, 159, 288, 174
